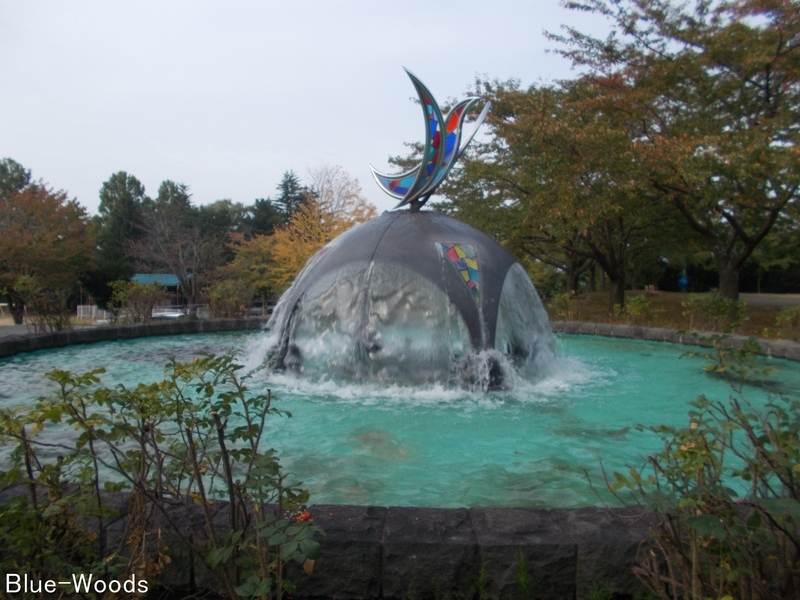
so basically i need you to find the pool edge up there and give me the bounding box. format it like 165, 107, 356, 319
551, 320, 800, 362
0, 318, 268, 358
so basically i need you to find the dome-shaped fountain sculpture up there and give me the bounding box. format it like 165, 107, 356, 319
265, 70, 554, 388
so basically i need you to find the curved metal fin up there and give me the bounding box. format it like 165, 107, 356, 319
396, 68, 446, 208
458, 100, 491, 156
369, 164, 421, 200
416, 97, 479, 198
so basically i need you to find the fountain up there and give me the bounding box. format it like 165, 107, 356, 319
264, 70, 554, 389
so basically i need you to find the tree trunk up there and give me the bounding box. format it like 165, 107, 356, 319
588, 263, 596, 292
6, 294, 25, 324
565, 266, 580, 294
609, 276, 625, 310
717, 263, 740, 301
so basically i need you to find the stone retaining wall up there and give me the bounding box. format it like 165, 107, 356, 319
0, 318, 267, 358
289, 504, 651, 600
551, 320, 800, 362
94, 494, 650, 600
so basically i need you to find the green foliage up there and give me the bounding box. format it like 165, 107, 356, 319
13, 274, 73, 332
206, 278, 254, 318
0, 352, 322, 599
775, 306, 800, 341
83, 172, 147, 307
682, 290, 747, 332
249, 198, 284, 237
614, 294, 662, 325
275, 170, 311, 224
607, 337, 800, 600
109, 279, 166, 323
474, 566, 488, 600
551, 291, 579, 320
0, 157, 32, 200
515, 552, 532, 600
625, 295, 652, 322
553, 0, 800, 300
585, 583, 615, 600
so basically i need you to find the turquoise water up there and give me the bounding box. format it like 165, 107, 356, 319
2, 331, 799, 508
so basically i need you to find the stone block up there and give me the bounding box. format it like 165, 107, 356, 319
555, 507, 652, 600
471, 508, 577, 600
382, 506, 479, 600
594, 323, 612, 336
290, 504, 386, 599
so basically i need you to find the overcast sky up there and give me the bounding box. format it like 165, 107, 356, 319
1, 1, 609, 215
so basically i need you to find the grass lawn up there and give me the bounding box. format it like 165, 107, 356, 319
543, 290, 800, 341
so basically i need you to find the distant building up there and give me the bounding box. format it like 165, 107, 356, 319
133, 273, 189, 306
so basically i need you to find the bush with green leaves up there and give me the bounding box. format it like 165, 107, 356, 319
14, 274, 73, 332
550, 290, 579, 320
607, 337, 800, 600
775, 305, 800, 341
109, 279, 166, 323
206, 279, 254, 319
624, 294, 659, 324
0, 352, 322, 599
682, 289, 746, 332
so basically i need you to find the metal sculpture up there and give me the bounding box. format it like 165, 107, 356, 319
370, 69, 491, 211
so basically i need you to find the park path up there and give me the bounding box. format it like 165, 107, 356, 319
740, 293, 800, 307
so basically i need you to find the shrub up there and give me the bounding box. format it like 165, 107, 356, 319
551, 290, 579, 320
775, 306, 800, 341
14, 274, 73, 332
682, 289, 746, 332
624, 294, 655, 323
613, 294, 660, 325
109, 279, 166, 323
608, 337, 800, 600
207, 279, 254, 318
0, 352, 322, 598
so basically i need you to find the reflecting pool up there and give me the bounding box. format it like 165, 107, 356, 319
2, 331, 798, 508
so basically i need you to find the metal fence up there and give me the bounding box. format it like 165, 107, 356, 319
76, 305, 113, 321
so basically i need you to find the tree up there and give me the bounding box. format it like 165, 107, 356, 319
82, 172, 148, 306
0, 158, 32, 200
275, 170, 310, 223
223, 233, 275, 306
132, 181, 224, 313
248, 198, 284, 237
308, 164, 378, 229
442, 77, 682, 308
0, 185, 91, 324
267, 166, 377, 292
553, 0, 800, 299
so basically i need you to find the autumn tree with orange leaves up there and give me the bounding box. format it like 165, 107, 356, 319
264, 165, 377, 293
0, 182, 92, 325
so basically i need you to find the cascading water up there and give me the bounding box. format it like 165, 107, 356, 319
259, 210, 555, 389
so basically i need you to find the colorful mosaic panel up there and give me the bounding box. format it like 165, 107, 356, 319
415, 91, 443, 188
381, 171, 418, 197
428, 100, 473, 189
438, 243, 480, 304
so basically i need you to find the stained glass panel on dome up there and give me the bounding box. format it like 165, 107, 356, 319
438, 242, 480, 304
